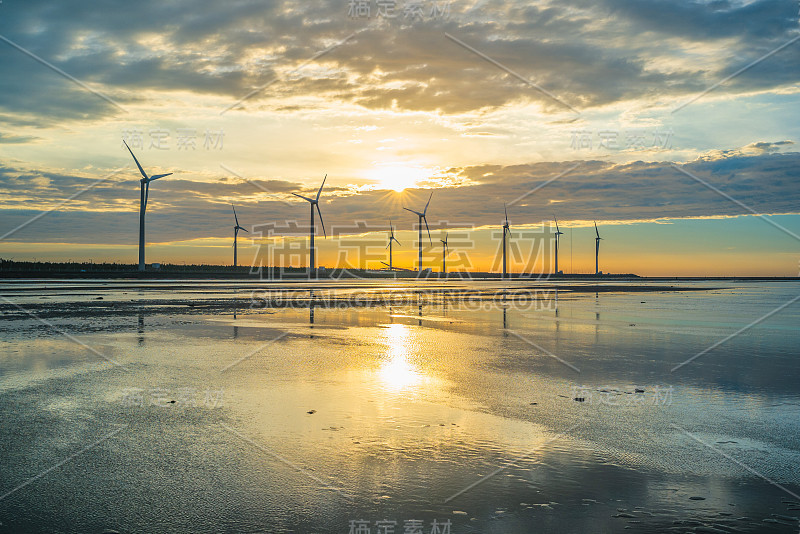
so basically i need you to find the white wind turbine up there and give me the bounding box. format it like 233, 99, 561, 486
292, 175, 327, 276
124, 140, 173, 272
502, 204, 511, 278
231, 204, 248, 268
553, 215, 564, 275
386, 220, 401, 271
440, 232, 449, 275
594, 221, 603, 275
403, 192, 433, 272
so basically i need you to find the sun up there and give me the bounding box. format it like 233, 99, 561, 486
368, 165, 429, 192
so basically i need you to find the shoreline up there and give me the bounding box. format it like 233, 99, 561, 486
0, 272, 798, 282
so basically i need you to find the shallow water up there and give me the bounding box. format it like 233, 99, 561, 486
1, 280, 799, 533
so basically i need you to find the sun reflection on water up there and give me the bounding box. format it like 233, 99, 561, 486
377, 323, 428, 392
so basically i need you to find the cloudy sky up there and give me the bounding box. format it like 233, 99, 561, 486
1, 0, 799, 275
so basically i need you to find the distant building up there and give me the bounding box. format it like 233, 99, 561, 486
151, 263, 161, 270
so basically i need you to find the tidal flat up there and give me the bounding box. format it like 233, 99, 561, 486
1, 280, 799, 533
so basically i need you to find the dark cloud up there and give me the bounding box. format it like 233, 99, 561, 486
0, 0, 798, 123
2, 147, 798, 244
0, 133, 40, 144
598, 0, 796, 40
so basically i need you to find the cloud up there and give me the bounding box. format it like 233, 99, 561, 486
1, 145, 798, 244
0, 133, 40, 144
598, 0, 796, 40
1, 0, 798, 124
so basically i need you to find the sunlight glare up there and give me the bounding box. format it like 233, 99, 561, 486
369, 165, 429, 192
378, 323, 424, 391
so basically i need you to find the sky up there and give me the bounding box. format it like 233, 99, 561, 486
1, 0, 799, 275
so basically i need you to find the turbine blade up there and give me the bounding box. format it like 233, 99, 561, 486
423, 216, 431, 244
595, 221, 599, 238
403, 207, 421, 216
292, 192, 314, 202
504, 203, 508, 225
423, 191, 433, 215
148, 173, 172, 181
240, 227, 249, 233
232, 204, 239, 225
144, 181, 150, 211
316, 204, 326, 238
316, 174, 327, 202
393, 237, 401, 246
554, 215, 560, 233
124, 140, 149, 181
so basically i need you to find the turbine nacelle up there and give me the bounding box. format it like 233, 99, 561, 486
403, 191, 433, 245
554, 216, 564, 236
388, 221, 401, 246
125, 140, 172, 185
292, 175, 327, 238
232, 205, 248, 230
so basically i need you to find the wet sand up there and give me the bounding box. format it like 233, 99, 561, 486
1, 280, 799, 533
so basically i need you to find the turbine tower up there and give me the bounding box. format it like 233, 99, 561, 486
594, 221, 603, 275
553, 216, 564, 275
232, 204, 248, 268
292, 175, 327, 277
124, 140, 173, 272
403, 192, 433, 272
502, 204, 510, 279
386, 221, 401, 271
440, 232, 449, 275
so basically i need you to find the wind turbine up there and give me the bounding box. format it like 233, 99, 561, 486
231, 204, 248, 268
440, 232, 449, 275
292, 175, 327, 277
403, 192, 433, 272
553, 216, 564, 275
124, 140, 173, 272
386, 221, 401, 271
502, 204, 511, 279
594, 221, 602, 275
